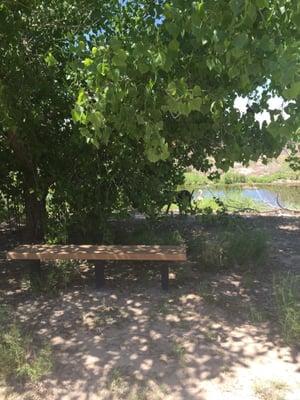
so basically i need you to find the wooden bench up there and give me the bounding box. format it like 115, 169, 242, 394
7, 244, 187, 290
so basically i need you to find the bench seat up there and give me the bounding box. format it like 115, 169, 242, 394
7, 244, 186, 290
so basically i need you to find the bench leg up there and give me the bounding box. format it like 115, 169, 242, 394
29, 260, 42, 289
160, 265, 169, 291
95, 261, 105, 289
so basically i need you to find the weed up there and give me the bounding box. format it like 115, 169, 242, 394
170, 342, 186, 364
189, 228, 268, 271
197, 281, 217, 303
253, 379, 289, 400
30, 260, 81, 295
226, 230, 268, 267
189, 235, 227, 268
109, 368, 129, 396
273, 273, 300, 344
128, 388, 147, 400
247, 305, 266, 324
0, 307, 52, 382
203, 328, 219, 342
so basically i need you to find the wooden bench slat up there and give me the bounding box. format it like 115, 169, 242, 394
7, 244, 186, 261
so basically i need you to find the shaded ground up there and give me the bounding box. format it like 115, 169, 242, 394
0, 214, 299, 400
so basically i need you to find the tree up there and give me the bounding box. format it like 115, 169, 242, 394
72, 0, 299, 170
0, 0, 118, 241
1, 0, 299, 243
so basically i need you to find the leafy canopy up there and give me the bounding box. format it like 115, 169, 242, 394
72, 0, 300, 172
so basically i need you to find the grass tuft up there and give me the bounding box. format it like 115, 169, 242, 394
253, 379, 289, 400
273, 273, 300, 344
0, 305, 52, 383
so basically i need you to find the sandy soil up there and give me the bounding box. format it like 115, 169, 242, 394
0, 214, 299, 400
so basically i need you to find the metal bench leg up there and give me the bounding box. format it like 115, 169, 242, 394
161, 265, 169, 290
29, 260, 42, 289
95, 261, 105, 289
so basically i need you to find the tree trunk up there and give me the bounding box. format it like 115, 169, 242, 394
6, 130, 47, 242
23, 182, 46, 243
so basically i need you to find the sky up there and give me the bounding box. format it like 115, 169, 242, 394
234, 94, 289, 126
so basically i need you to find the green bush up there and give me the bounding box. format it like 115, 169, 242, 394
0, 306, 52, 382
273, 273, 300, 344
182, 171, 209, 188
226, 230, 268, 267
221, 172, 247, 185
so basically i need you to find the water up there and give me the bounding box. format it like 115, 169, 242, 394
193, 185, 300, 210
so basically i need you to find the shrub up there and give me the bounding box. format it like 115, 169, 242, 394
182, 171, 209, 188
226, 230, 268, 267
273, 273, 300, 344
221, 172, 246, 185
189, 229, 268, 269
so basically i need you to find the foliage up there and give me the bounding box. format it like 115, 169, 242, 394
181, 171, 209, 188
193, 192, 268, 214
247, 167, 300, 184
72, 0, 300, 169
0, 305, 52, 382
183, 165, 300, 189
226, 230, 268, 266
1, 0, 300, 243
273, 273, 300, 344
221, 172, 247, 185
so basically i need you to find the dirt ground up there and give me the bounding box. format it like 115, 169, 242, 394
0, 214, 299, 400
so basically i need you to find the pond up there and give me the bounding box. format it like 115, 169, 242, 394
192, 185, 300, 211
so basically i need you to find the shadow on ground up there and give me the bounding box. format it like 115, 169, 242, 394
0, 214, 299, 400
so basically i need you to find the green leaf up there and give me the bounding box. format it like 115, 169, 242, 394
72, 105, 87, 124
233, 33, 248, 49
137, 62, 150, 74
246, 2, 257, 23
167, 81, 177, 96
284, 82, 300, 99
44, 52, 57, 67
112, 49, 128, 67
97, 62, 109, 76
165, 22, 180, 38
230, 0, 244, 16
88, 111, 105, 128
153, 51, 166, 68
83, 58, 93, 67
255, 0, 268, 8
110, 38, 122, 50
192, 85, 202, 96
76, 89, 87, 106
168, 39, 179, 52
191, 2, 205, 25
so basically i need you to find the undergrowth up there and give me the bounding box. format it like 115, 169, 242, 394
273, 273, 300, 344
0, 305, 52, 383
189, 227, 268, 269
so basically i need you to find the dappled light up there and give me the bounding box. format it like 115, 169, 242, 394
1, 1, 300, 397
7, 244, 186, 261
1, 214, 299, 399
